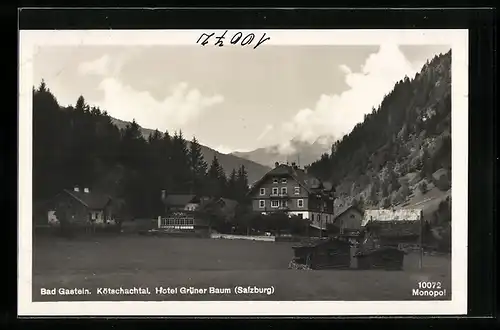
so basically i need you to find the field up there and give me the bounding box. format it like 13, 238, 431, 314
32, 234, 451, 301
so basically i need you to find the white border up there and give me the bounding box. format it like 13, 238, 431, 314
18, 29, 469, 316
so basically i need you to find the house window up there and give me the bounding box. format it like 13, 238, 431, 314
272, 187, 279, 196
350, 214, 355, 219
273, 178, 278, 184
280, 200, 288, 208
91, 212, 96, 220
259, 200, 265, 208
297, 199, 304, 208
281, 178, 287, 184
281, 187, 287, 195
271, 200, 279, 208
259, 188, 266, 196
294, 186, 300, 195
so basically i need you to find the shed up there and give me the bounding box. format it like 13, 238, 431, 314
289, 237, 352, 270
354, 246, 405, 270
362, 208, 424, 268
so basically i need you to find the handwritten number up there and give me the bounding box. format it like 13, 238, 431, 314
241, 33, 255, 46
197, 31, 270, 49
196, 33, 214, 46
214, 30, 228, 47
231, 32, 243, 44
254, 33, 270, 49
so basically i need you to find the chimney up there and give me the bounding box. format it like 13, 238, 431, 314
84, 187, 90, 193
161, 190, 166, 201
274, 162, 279, 168
74, 186, 79, 192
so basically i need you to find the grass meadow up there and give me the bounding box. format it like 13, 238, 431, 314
32, 234, 451, 301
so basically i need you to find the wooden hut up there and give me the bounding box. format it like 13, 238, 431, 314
361, 208, 424, 268
289, 237, 352, 270
354, 246, 405, 270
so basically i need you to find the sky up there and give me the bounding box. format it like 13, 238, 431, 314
33, 44, 450, 154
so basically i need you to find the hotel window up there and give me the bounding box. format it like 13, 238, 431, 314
273, 178, 279, 184
271, 200, 279, 208
297, 199, 304, 208
294, 186, 300, 195
281, 178, 287, 184
281, 187, 287, 195
259, 188, 266, 196
259, 200, 265, 208
272, 187, 279, 196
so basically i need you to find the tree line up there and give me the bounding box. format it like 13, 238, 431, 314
33, 80, 249, 219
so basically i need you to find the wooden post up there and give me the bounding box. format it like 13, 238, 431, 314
419, 210, 423, 270
319, 213, 323, 239
157, 216, 161, 229
319, 195, 324, 239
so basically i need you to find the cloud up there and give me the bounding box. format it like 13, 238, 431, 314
214, 145, 234, 154
77, 51, 144, 77
77, 54, 224, 131
77, 54, 112, 76
96, 78, 224, 130
264, 44, 425, 154
213, 145, 252, 154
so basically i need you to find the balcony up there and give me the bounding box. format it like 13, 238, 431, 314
270, 192, 289, 198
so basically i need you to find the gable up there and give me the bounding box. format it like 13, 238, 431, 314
249, 165, 314, 196
63, 189, 111, 210
333, 205, 362, 221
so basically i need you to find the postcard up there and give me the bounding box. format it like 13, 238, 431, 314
18, 28, 468, 316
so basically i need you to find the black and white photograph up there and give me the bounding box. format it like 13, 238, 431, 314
18, 29, 469, 316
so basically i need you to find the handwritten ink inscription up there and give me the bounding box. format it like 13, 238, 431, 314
196, 30, 271, 49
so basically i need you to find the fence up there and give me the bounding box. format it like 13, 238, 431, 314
210, 233, 276, 242
158, 215, 195, 230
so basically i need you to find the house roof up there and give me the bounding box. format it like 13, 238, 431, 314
333, 204, 363, 221
63, 189, 112, 210
361, 209, 423, 227
198, 197, 239, 218
248, 164, 334, 196
163, 194, 198, 207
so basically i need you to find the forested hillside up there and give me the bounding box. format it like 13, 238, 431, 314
111, 117, 270, 184
33, 82, 251, 218
308, 50, 452, 219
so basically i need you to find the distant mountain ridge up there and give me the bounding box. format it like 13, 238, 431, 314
111, 117, 271, 184
231, 135, 336, 168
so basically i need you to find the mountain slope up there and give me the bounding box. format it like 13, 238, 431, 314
307, 50, 452, 216
111, 118, 271, 184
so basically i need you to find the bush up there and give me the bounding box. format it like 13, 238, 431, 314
392, 191, 404, 205
399, 183, 410, 200
434, 174, 451, 191
418, 181, 428, 194
380, 197, 391, 208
